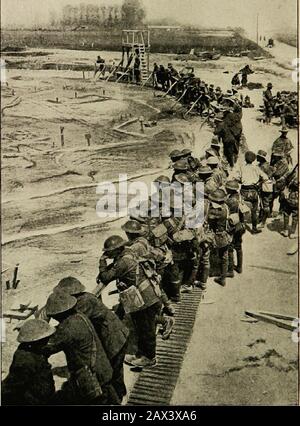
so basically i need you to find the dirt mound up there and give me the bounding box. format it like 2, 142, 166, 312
153, 129, 177, 143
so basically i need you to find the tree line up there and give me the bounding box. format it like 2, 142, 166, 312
51, 0, 146, 30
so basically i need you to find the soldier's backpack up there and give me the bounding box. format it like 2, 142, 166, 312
118, 253, 161, 314
149, 223, 169, 248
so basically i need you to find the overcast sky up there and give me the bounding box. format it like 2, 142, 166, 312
1, 0, 297, 36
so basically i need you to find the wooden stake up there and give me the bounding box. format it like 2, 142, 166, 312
12, 264, 19, 289
60, 126, 65, 147
85, 133, 91, 146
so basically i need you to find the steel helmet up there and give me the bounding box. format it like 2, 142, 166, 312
209, 189, 226, 203
169, 149, 182, 160
267, 82, 273, 88
205, 148, 217, 158
225, 180, 240, 192
46, 292, 77, 317
198, 166, 213, 175
17, 319, 56, 343
53, 277, 86, 296
174, 173, 191, 184
154, 175, 171, 184
173, 159, 188, 171
206, 157, 219, 166
181, 148, 192, 157
121, 220, 144, 234
103, 235, 126, 252
257, 150, 267, 160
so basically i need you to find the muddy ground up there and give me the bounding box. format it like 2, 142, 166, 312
1, 46, 298, 405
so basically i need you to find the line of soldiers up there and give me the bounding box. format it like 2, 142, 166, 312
153, 63, 245, 169
262, 83, 298, 127
2, 132, 297, 405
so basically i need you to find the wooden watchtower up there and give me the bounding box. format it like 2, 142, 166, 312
121, 30, 150, 83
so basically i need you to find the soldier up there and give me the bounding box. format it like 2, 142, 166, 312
231, 73, 241, 87
198, 165, 218, 198
225, 180, 245, 276
207, 156, 225, 188
169, 149, 184, 166
237, 151, 268, 234
171, 159, 189, 183
121, 219, 176, 330
163, 194, 201, 295
210, 137, 230, 174
272, 127, 293, 165
239, 64, 254, 87
207, 189, 232, 287
215, 87, 223, 104
43, 292, 117, 405
2, 319, 56, 405
281, 99, 297, 127
256, 150, 274, 228
214, 111, 241, 168
271, 150, 290, 215
280, 166, 298, 238
98, 235, 162, 368
263, 82, 274, 124
52, 277, 129, 401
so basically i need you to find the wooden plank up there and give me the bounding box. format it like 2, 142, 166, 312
259, 311, 296, 321
245, 311, 296, 331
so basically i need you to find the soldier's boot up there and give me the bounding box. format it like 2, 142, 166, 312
130, 356, 156, 369
234, 248, 243, 274
170, 280, 181, 303
281, 214, 290, 237
289, 216, 298, 239
161, 316, 175, 340
160, 290, 175, 316
215, 251, 228, 287
252, 210, 262, 234
259, 209, 269, 228
227, 249, 235, 278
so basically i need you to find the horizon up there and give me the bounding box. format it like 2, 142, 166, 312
1, 0, 297, 37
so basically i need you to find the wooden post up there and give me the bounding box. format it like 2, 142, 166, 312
6, 281, 10, 290
60, 126, 65, 147
139, 116, 144, 133
85, 133, 91, 146
75, 92, 77, 98
56, 97, 59, 103
12, 264, 19, 289
83, 71, 86, 80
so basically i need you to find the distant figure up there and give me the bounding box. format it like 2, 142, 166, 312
231, 73, 241, 87
263, 82, 274, 124
239, 65, 254, 87
94, 55, 105, 78
133, 49, 141, 84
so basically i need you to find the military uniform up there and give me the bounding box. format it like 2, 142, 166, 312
207, 195, 231, 286
44, 312, 117, 405
263, 87, 274, 123
271, 155, 290, 213
272, 134, 293, 165
238, 160, 268, 232
2, 345, 55, 405
280, 168, 298, 237
226, 193, 245, 275
99, 249, 161, 362
257, 159, 275, 225
75, 292, 129, 400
